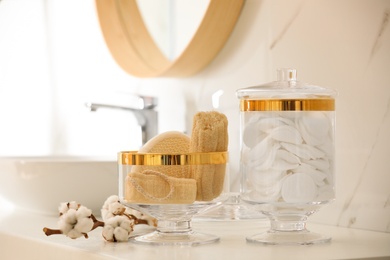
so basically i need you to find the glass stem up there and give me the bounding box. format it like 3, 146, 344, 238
156, 220, 192, 234
270, 215, 308, 232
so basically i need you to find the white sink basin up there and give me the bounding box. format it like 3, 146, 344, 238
0, 157, 117, 216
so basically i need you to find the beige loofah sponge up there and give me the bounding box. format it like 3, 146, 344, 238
140, 131, 190, 153
125, 170, 197, 204
126, 131, 197, 204
131, 131, 191, 179
189, 111, 228, 201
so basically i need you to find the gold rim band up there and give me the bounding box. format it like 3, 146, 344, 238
240, 99, 335, 111
118, 151, 228, 165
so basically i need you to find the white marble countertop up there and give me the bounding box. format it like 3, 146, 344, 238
0, 208, 389, 260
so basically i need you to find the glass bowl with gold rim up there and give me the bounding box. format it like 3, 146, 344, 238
118, 151, 229, 245
236, 68, 337, 245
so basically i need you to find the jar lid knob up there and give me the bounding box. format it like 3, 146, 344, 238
277, 68, 297, 82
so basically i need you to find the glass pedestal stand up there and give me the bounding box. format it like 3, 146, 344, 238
125, 203, 222, 246
245, 203, 332, 245
131, 219, 219, 246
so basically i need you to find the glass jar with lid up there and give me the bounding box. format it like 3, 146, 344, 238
236, 68, 336, 245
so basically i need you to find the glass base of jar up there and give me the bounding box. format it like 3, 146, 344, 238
131, 229, 220, 246
246, 229, 331, 245
122, 202, 223, 246
246, 214, 331, 245
130, 219, 219, 246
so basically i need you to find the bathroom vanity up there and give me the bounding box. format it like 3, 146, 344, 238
0, 207, 389, 260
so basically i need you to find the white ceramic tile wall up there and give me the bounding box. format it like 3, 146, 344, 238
0, 0, 389, 232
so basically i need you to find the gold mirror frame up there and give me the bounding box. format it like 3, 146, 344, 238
96, 0, 245, 78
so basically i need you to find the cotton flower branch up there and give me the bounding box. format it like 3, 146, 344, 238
43, 203, 104, 239
43, 196, 157, 242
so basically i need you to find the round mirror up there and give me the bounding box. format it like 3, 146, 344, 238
96, 0, 245, 78
135, 0, 210, 61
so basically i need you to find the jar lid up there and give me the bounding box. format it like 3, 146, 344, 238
236, 68, 336, 100
236, 68, 336, 111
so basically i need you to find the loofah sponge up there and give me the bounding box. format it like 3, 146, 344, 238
140, 131, 190, 153
131, 131, 191, 179
126, 131, 197, 204
125, 170, 197, 204
189, 111, 228, 201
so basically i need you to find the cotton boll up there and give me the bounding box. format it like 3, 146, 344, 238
102, 216, 133, 242
68, 201, 79, 210
113, 227, 130, 242
58, 209, 79, 236
115, 216, 133, 233
61, 209, 77, 225
109, 202, 125, 216
105, 195, 120, 204
58, 201, 79, 215
76, 206, 92, 219
56, 205, 95, 239
102, 225, 115, 242
102, 195, 121, 210
58, 217, 73, 235
101, 195, 126, 221
74, 217, 94, 234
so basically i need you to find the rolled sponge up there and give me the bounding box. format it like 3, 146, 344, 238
189, 111, 228, 201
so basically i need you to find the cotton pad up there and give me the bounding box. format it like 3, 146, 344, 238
281, 172, 317, 203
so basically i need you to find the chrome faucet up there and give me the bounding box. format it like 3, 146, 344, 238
85, 96, 158, 146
